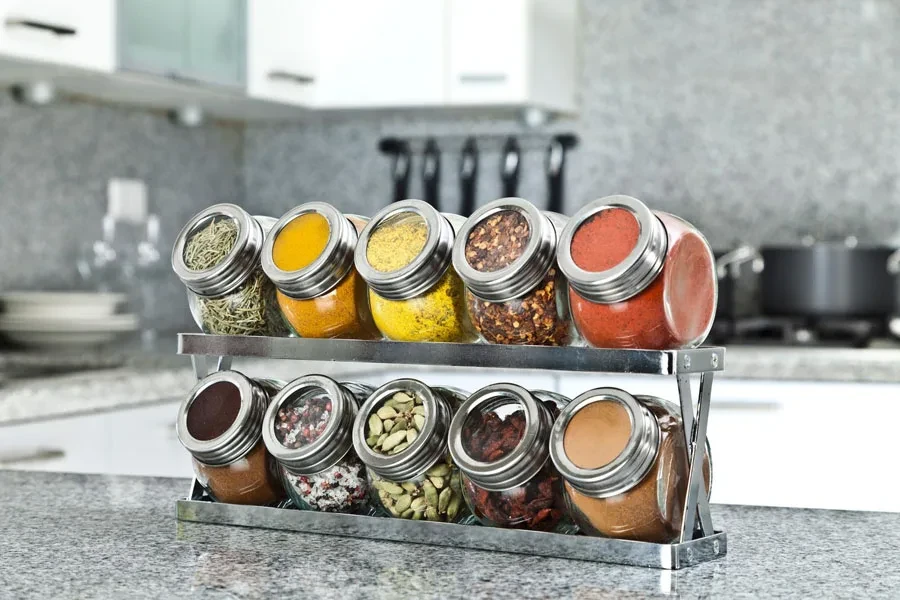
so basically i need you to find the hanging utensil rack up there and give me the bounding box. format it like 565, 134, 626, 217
175, 334, 726, 570
379, 132, 579, 156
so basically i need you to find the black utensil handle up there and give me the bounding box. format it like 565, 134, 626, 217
422, 138, 441, 210
392, 142, 411, 203
546, 138, 565, 214
459, 137, 479, 217
5, 18, 76, 36
500, 136, 520, 198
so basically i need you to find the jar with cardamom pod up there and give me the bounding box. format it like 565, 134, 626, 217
448, 383, 577, 533
260, 203, 380, 340
453, 197, 573, 346
176, 371, 286, 506
557, 195, 717, 349
261, 375, 374, 514
549, 387, 712, 543
172, 204, 288, 336
351, 378, 469, 522
354, 199, 477, 343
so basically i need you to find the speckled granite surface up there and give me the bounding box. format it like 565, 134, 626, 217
0, 470, 897, 598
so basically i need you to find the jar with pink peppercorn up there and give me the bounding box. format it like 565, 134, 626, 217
262, 375, 374, 514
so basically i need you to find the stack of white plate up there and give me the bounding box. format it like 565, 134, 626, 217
0, 292, 138, 349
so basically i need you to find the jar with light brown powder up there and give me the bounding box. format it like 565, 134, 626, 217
549, 387, 711, 543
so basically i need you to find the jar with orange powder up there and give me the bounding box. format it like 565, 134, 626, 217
548, 387, 711, 543
261, 202, 379, 339
557, 195, 717, 350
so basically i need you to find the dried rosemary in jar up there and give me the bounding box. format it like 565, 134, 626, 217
172, 204, 287, 336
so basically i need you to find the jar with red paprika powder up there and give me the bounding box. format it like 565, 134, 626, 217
452, 198, 573, 346
447, 383, 577, 533
557, 195, 717, 349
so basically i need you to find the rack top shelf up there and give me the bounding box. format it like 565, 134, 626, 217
177, 335, 725, 375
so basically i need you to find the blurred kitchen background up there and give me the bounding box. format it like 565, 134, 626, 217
2, 1, 900, 512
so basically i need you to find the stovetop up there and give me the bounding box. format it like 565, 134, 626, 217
710, 316, 891, 348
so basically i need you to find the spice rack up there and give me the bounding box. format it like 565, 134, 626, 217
175, 334, 727, 570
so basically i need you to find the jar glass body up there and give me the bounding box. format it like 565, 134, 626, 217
279, 453, 372, 514
569, 212, 716, 350
369, 270, 477, 343
187, 268, 287, 336
466, 268, 574, 346
192, 439, 285, 506
367, 457, 468, 523
277, 269, 380, 339
561, 397, 711, 543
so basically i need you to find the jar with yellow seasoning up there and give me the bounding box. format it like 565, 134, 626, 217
354, 200, 477, 343
261, 203, 379, 340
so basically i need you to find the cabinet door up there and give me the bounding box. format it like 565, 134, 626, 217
117, 0, 187, 77
186, 0, 245, 88
447, 0, 527, 105
246, 0, 317, 105
0, 0, 114, 72
313, 0, 445, 108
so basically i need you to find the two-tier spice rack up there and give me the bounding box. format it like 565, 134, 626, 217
175, 334, 727, 570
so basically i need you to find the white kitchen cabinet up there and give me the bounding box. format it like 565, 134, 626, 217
447, 0, 578, 112
0, 0, 114, 72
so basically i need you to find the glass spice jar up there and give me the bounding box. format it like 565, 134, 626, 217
557, 195, 717, 350
260, 203, 380, 340
548, 387, 712, 543
452, 197, 573, 346
448, 383, 577, 533
354, 199, 477, 343
351, 378, 469, 523
172, 204, 288, 337
261, 375, 374, 514
176, 371, 286, 506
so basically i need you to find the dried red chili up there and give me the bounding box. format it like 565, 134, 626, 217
559, 195, 716, 350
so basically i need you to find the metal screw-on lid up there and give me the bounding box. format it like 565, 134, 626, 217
351, 379, 455, 481
448, 383, 560, 492
549, 387, 660, 498
261, 375, 372, 475
557, 195, 668, 304
176, 371, 272, 467
452, 198, 564, 303
171, 203, 267, 298
260, 202, 360, 300
354, 200, 457, 301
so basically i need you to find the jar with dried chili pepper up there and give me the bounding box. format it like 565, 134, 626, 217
452, 198, 573, 346
260, 202, 380, 340
557, 195, 717, 350
448, 383, 577, 533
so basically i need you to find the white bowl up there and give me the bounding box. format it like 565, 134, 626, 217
0, 292, 127, 320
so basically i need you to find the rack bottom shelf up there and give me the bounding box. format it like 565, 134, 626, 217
175, 498, 727, 570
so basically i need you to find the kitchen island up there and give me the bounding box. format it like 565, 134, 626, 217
1, 470, 896, 598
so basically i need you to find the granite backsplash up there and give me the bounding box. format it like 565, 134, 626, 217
3, 0, 900, 331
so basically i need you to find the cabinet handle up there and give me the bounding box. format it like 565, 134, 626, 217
0, 448, 65, 464
5, 19, 76, 36
268, 71, 315, 85
458, 73, 508, 84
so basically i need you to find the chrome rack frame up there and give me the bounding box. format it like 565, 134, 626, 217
175, 334, 726, 570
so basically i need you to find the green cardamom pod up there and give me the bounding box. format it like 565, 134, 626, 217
429, 476, 445, 489
376, 406, 398, 419
401, 482, 419, 493
446, 496, 462, 521
380, 430, 408, 452
401, 508, 415, 519
393, 392, 414, 404
390, 417, 408, 433
411, 510, 423, 520
366, 435, 380, 447
376, 433, 388, 446
380, 481, 404, 496
413, 414, 426, 431
382, 419, 394, 432
389, 442, 409, 455
367, 414, 383, 436
423, 481, 439, 507
410, 497, 427, 511
413, 406, 426, 416
438, 487, 452, 513
406, 429, 417, 444
394, 494, 412, 513
426, 463, 450, 477
425, 507, 439, 521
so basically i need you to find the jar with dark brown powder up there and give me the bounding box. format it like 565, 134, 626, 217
549, 387, 712, 543
176, 371, 286, 506
452, 198, 573, 346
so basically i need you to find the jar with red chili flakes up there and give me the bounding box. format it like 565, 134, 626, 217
261, 375, 374, 514
557, 195, 717, 350
447, 383, 577, 533
453, 198, 572, 346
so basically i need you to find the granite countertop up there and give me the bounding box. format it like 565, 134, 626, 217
1, 470, 897, 599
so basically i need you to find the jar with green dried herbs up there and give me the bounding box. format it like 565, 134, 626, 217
354, 200, 477, 343
452, 198, 573, 346
172, 203, 287, 336
352, 378, 469, 522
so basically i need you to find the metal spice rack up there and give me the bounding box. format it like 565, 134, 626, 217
175, 334, 727, 570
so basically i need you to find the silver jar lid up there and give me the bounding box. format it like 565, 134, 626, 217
448, 383, 557, 492
549, 387, 660, 498
351, 379, 453, 481
354, 200, 457, 301
261, 375, 371, 475
452, 198, 563, 303
260, 203, 360, 300
176, 370, 271, 467
172, 203, 267, 298
557, 195, 668, 304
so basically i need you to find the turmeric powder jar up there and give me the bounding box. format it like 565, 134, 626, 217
354, 200, 477, 343
548, 387, 712, 544
261, 203, 379, 340
557, 195, 717, 350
